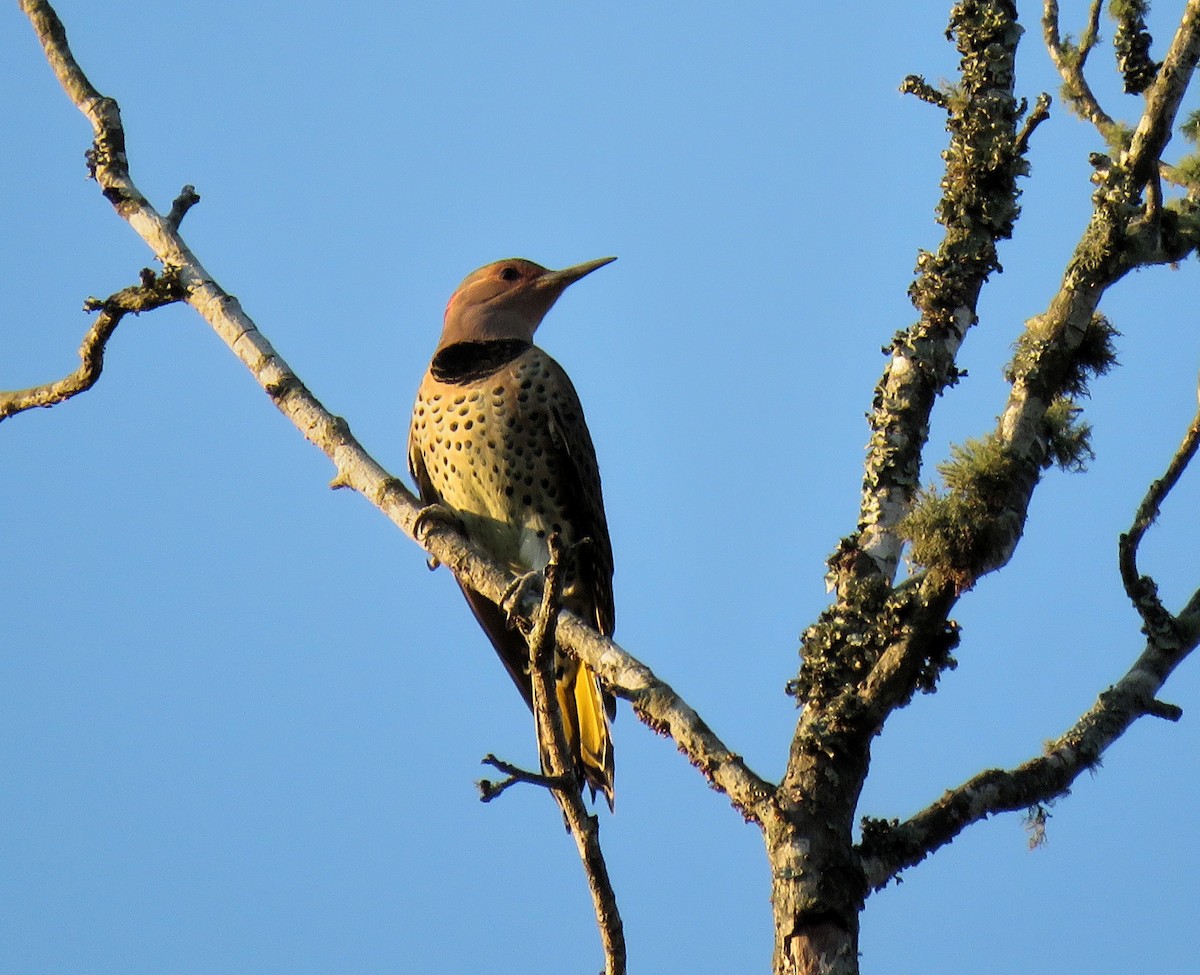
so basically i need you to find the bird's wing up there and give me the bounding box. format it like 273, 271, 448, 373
543, 357, 616, 638
408, 373, 536, 709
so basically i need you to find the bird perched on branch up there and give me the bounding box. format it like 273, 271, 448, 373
408, 257, 617, 807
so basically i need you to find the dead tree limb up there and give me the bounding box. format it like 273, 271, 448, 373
526, 534, 625, 975
17, 0, 773, 823
0, 266, 184, 422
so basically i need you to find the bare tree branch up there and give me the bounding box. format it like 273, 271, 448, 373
164, 185, 201, 232
477, 754, 565, 800
899, 74, 950, 110
1119, 392, 1200, 633
0, 267, 184, 422
1015, 92, 1053, 155
17, 0, 773, 825
526, 534, 625, 975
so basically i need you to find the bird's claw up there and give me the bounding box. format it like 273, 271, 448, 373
413, 502, 460, 541
501, 570, 544, 632
413, 503, 462, 571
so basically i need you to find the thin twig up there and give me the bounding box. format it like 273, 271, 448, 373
899, 74, 949, 110
477, 754, 567, 801
0, 267, 185, 423
1118, 394, 1200, 629
1015, 92, 1053, 156
165, 185, 200, 231
526, 534, 626, 975
1078, 0, 1103, 66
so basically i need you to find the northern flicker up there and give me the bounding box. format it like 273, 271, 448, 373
408, 257, 617, 806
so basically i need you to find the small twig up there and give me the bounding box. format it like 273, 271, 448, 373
1145, 169, 1164, 220
1078, 0, 1103, 66
1159, 159, 1200, 195
1015, 92, 1053, 156
165, 184, 200, 231
899, 74, 949, 110
526, 533, 626, 975
477, 754, 568, 802
1146, 699, 1183, 721
1118, 395, 1200, 627
0, 266, 185, 423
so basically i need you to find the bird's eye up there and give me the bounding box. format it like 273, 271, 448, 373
499, 266, 521, 282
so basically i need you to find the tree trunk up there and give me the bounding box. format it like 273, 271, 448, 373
766, 740, 870, 975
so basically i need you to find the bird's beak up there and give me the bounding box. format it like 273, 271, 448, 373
537, 256, 617, 292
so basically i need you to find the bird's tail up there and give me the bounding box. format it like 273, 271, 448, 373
456, 583, 615, 806
556, 659, 615, 810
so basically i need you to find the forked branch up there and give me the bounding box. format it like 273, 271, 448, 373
1043, 0, 1125, 145
862, 370, 1200, 891
0, 266, 185, 423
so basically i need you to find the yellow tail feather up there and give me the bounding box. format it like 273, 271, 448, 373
546, 660, 614, 809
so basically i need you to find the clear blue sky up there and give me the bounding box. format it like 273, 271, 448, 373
3, 3, 1198, 972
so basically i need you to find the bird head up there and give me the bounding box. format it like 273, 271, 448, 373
437, 256, 616, 349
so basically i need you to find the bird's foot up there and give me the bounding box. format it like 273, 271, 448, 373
500, 569, 544, 632
412, 502, 462, 569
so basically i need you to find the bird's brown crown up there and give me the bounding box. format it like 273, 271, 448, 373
436, 256, 615, 351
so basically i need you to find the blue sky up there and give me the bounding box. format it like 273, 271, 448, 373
3, 2, 1198, 972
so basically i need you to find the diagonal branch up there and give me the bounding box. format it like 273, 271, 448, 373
0, 266, 185, 422
1125, 0, 1200, 185
858, 616, 1200, 891
19, 0, 774, 824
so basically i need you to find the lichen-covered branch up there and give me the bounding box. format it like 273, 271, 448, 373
865, 615, 1197, 890
768, 7, 1039, 970
859, 576, 1200, 891
862, 305, 1200, 895
19, 0, 772, 825
1126, 0, 1200, 184
1113, 0, 1162, 95
855, 0, 1031, 582
0, 266, 184, 422
896, 0, 1200, 603
812, 0, 1034, 728
1043, 0, 1129, 147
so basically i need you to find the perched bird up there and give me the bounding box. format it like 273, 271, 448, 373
408, 257, 617, 806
